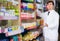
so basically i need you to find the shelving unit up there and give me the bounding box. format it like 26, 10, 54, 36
21, 0, 37, 30
0, 0, 44, 41
0, 0, 24, 35
20, 0, 44, 41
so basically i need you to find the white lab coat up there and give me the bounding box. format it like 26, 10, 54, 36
37, 10, 59, 41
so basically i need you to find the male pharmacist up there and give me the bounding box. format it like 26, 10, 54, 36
37, 1, 59, 41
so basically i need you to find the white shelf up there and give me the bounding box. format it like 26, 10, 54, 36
22, 22, 36, 29
0, 16, 18, 20
4, 26, 24, 36
21, 12, 35, 19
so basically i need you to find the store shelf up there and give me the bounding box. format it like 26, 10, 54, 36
22, 22, 36, 28
4, 26, 24, 36
0, 16, 18, 20
22, 29, 42, 41
21, 13, 35, 20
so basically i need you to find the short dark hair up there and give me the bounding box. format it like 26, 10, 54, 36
47, 1, 54, 5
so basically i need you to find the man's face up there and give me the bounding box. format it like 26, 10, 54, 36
46, 2, 54, 10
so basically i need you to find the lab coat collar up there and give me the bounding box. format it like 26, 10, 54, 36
48, 10, 54, 12
47, 10, 54, 16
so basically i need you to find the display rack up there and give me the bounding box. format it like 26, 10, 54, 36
20, 0, 44, 41
21, 0, 37, 30
0, 0, 44, 41
0, 0, 24, 36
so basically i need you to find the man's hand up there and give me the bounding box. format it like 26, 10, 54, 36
40, 23, 48, 28
40, 23, 48, 29
44, 23, 48, 27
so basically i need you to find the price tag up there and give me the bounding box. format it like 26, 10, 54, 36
28, 3, 34, 9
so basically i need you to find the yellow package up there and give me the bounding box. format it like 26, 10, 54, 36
28, 3, 34, 9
